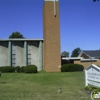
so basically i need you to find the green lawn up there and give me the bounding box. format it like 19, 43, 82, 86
0, 72, 91, 100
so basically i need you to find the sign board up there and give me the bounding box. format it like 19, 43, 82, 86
85, 64, 100, 88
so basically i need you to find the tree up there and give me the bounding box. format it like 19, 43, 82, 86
9, 31, 25, 38
71, 47, 81, 57
61, 51, 69, 57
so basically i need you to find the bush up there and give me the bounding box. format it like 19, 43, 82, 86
20, 66, 25, 72
85, 85, 96, 91
0, 67, 3, 72
24, 65, 37, 73
61, 64, 69, 72
61, 64, 84, 72
15, 66, 20, 73
85, 85, 100, 94
0, 66, 15, 73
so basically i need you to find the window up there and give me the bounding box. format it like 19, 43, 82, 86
28, 54, 31, 58
27, 54, 31, 65
12, 54, 15, 59
12, 57, 16, 67
11, 45, 16, 67
12, 58, 16, 63
27, 45, 31, 65
12, 50, 16, 54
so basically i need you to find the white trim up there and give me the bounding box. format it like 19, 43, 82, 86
83, 51, 91, 58
78, 51, 90, 58
62, 57, 99, 61
86, 64, 100, 70
54, 0, 56, 16
85, 70, 88, 86
81, 59, 98, 62
0, 39, 44, 41
78, 51, 83, 57
62, 57, 82, 60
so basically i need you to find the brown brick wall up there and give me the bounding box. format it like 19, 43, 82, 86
74, 60, 100, 69
43, 1, 61, 72
81, 53, 89, 59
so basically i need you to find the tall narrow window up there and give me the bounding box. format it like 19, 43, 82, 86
11, 44, 16, 67
27, 45, 31, 65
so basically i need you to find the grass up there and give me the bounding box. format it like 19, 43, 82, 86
0, 72, 91, 100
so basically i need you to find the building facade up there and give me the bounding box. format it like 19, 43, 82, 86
0, 39, 43, 71
0, 0, 61, 72
62, 50, 100, 69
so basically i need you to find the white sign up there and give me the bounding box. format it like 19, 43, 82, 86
85, 64, 100, 88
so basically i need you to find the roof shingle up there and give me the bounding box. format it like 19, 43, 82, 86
82, 50, 100, 58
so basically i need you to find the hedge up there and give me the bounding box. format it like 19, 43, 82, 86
20, 66, 25, 72
61, 64, 84, 72
0, 65, 38, 73
15, 66, 20, 73
0, 66, 15, 73
24, 65, 37, 73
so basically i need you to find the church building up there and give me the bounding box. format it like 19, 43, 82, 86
0, 0, 61, 72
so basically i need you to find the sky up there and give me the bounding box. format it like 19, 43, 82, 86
0, 0, 100, 55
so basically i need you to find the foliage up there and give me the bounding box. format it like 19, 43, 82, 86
85, 85, 100, 94
61, 64, 69, 72
0, 67, 3, 72
20, 66, 25, 72
15, 66, 20, 73
93, 88, 100, 94
0, 66, 15, 73
85, 85, 97, 91
24, 65, 37, 73
61, 51, 69, 57
71, 47, 81, 57
9, 31, 25, 38
61, 64, 84, 72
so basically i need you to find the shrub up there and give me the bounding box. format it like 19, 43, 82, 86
0, 67, 3, 72
93, 88, 100, 94
20, 66, 25, 72
24, 65, 37, 73
85, 85, 100, 94
61, 64, 69, 72
0, 66, 15, 73
15, 66, 20, 73
85, 85, 96, 91
61, 64, 84, 72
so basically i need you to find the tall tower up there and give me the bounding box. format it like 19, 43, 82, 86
43, 0, 61, 72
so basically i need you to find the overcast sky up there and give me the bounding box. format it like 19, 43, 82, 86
0, 0, 100, 55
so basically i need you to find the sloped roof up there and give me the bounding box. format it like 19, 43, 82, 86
82, 50, 100, 58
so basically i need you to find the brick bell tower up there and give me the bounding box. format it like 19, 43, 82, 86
43, 0, 61, 72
